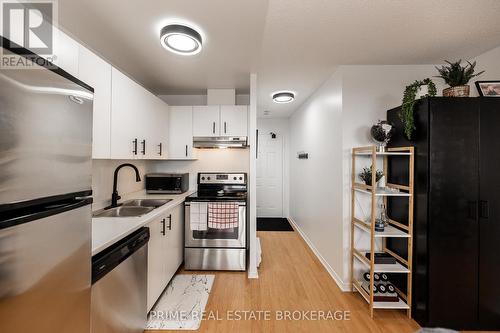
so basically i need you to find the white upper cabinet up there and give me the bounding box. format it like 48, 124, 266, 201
193, 105, 248, 137
144, 96, 169, 160
220, 105, 248, 136
78, 46, 112, 159
54, 30, 79, 77
110, 68, 144, 159
169, 106, 195, 159
193, 106, 220, 137
154, 97, 169, 160
110, 68, 169, 160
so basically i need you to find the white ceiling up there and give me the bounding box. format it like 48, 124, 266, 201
58, 0, 500, 117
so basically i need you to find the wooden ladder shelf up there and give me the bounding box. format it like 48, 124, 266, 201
350, 146, 414, 318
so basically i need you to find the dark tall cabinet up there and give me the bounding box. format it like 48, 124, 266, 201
387, 97, 500, 330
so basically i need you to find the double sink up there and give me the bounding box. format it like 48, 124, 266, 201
94, 199, 172, 218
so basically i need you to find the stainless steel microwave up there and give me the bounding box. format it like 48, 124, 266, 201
145, 173, 189, 194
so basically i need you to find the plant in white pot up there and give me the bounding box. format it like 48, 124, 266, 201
435, 60, 484, 97
399, 78, 437, 140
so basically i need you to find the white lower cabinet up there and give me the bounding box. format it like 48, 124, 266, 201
147, 203, 185, 312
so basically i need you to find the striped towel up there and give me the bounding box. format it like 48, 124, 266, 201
208, 202, 239, 229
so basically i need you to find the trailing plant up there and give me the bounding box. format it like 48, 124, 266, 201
435, 60, 484, 87
399, 78, 436, 140
359, 166, 384, 186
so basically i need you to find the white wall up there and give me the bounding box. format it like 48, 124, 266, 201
92, 159, 147, 210
288, 44, 500, 290
340, 65, 448, 282
471, 45, 500, 96
289, 70, 345, 287
257, 118, 291, 217
289, 64, 446, 289
147, 149, 250, 190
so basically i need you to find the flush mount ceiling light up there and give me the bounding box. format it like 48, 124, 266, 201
160, 24, 202, 55
272, 91, 295, 104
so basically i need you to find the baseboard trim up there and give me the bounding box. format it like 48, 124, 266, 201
288, 217, 350, 292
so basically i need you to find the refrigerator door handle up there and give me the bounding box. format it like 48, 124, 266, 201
479, 200, 489, 219
1, 198, 93, 230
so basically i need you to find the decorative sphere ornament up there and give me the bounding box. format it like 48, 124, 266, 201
371, 120, 395, 152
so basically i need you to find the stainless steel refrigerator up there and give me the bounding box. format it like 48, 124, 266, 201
0, 38, 94, 333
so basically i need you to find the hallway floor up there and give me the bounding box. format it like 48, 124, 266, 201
146, 229, 422, 332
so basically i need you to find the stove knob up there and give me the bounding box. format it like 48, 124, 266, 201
201, 177, 205, 180
207, 177, 211, 180
233, 177, 237, 180
239, 177, 243, 180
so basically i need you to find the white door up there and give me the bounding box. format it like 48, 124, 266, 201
220, 105, 248, 136
256, 132, 284, 217
78, 46, 112, 159
193, 106, 220, 137
169, 106, 194, 159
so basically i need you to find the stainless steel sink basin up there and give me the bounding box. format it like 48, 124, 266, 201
93, 206, 154, 218
122, 199, 172, 208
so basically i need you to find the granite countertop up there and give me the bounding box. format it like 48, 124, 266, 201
91, 190, 194, 256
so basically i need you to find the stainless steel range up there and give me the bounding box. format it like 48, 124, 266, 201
184, 172, 247, 271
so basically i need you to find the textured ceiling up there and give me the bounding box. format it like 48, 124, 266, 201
57, 0, 500, 117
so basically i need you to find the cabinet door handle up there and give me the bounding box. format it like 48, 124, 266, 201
133, 138, 138, 155
158, 143, 162, 156
480, 200, 489, 219
224, 121, 227, 134
213, 122, 216, 134
160, 218, 166, 235
141, 140, 146, 155
185, 145, 188, 157
167, 214, 172, 230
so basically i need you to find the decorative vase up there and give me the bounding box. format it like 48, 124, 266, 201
415, 85, 429, 99
443, 85, 470, 97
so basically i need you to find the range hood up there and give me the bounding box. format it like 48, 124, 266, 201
193, 136, 248, 149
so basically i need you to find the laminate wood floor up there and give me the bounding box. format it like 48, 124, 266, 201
145, 229, 423, 332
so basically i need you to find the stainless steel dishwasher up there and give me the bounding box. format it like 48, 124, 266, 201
91, 227, 149, 333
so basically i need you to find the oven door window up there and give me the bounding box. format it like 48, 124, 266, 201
193, 227, 238, 240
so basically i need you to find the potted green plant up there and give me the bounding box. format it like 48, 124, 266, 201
399, 78, 437, 140
435, 60, 484, 97
359, 166, 384, 186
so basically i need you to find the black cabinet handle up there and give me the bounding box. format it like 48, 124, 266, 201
185, 145, 188, 157
224, 121, 227, 134
468, 201, 478, 219
213, 122, 216, 134
160, 218, 166, 235
158, 143, 162, 156
133, 138, 138, 155
167, 214, 172, 230
480, 200, 489, 219
141, 140, 146, 155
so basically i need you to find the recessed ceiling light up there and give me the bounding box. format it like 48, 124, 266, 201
272, 91, 295, 103
160, 24, 202, 55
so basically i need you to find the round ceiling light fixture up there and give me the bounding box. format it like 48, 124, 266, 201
272, 91, 295, 104
160, 24, 203, 55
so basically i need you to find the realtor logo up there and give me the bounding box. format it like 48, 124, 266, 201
1, 0, 57, 68
2, 1, 53, 54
